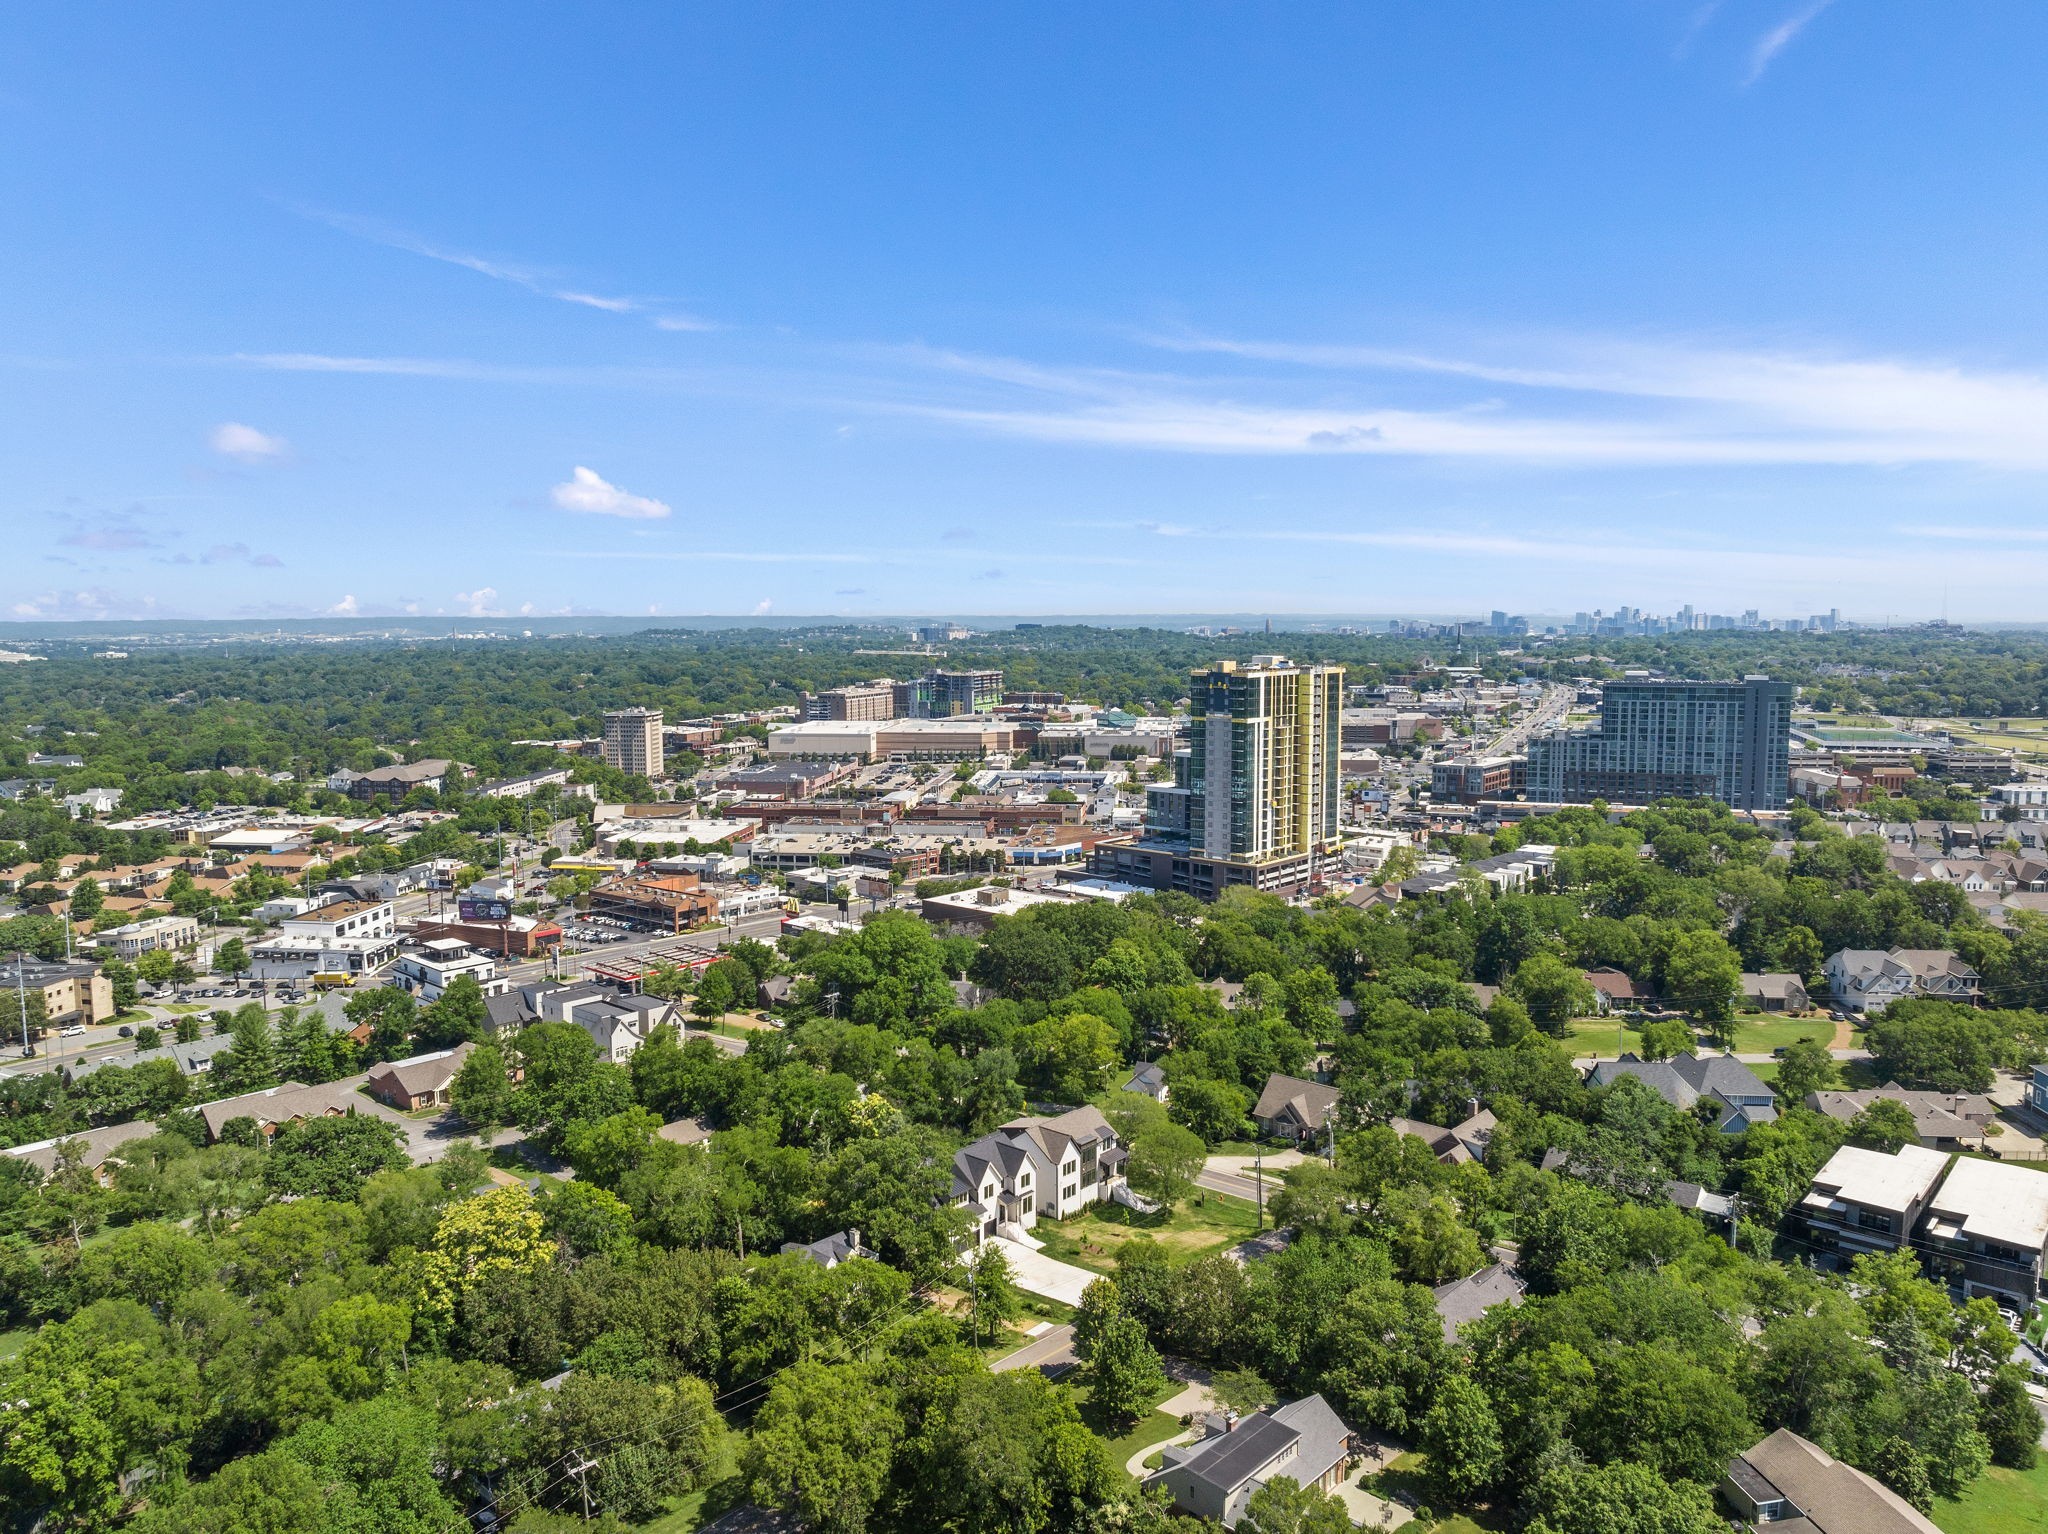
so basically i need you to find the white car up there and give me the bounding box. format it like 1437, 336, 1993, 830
60, 1024, 87, 1038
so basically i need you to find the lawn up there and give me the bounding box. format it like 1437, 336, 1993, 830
1935, 1456, 2048, 1534
0, 1326, 32, 1361
1069, 1377, 1187, 1484
1726, 1012, 1836, 1055
1565, 1012, 1835, 1061
1031, 1198, 1263, 1276
1363, 1453, 1511, 1533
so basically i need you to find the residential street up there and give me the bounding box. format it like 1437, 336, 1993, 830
990, 1323, 1076, 1376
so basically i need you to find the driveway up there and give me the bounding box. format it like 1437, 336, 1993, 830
984, 1236, 1100, 1306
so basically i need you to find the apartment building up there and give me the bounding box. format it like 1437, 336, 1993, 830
803, 681, 897, 721
1795, 1143, 1950, 1265
1917, 1156, 2048, 1307
6, 958, 115, 1027
1431, 755, 1520, 805
336, 759, 463, 803
1823, 947, 1981, 1013
1525, 675, 1792, 810
602, 706, 666, 778
1095, 655, 1342, 900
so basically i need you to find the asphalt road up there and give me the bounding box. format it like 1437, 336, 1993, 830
991, 1324, 1076, 1376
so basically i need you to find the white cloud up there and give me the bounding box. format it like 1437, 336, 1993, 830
453, 587, 501, 616
550, 466, 671, 520
752, 598, 773, 614
557, 291, 637, 313
654, 314, 718, 332
1747, 1, 1833, 85
891, 332, 2048, 472
330, 594, 359, 616
294, 207, 641, 314
210, 421, 289, 462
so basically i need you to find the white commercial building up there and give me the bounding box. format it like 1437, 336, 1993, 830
389, 939, 506, 1002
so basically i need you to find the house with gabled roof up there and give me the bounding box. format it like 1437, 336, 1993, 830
1251, 1073, 1340, 1144
1723, 1428, 1940, 1533
1146, 1394, 1357, 1528
1429, 1262, 1524, 1340
1587, 1051, 1778, 1133
952, 1106, 1126, 1242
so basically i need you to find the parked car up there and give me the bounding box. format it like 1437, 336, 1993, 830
60, 1024, 87, 1038
117, 1025, 134, 1038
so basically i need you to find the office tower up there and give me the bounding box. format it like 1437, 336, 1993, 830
803, 681, 897, 721
1524, 676, 1792, 810
927, 668, 1003, 716
602, 706, 665, 778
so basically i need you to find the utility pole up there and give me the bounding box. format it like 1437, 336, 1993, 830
566, 1453, 599, 1521
1254, 1142, 1264, 1232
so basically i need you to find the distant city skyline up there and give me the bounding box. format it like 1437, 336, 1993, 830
9, 7, 2048, 620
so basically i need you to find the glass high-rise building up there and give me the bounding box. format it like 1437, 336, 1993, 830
1097, 655, 1343, 899
1524, 676, 1791, 809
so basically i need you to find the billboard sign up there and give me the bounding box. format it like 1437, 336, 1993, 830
459, 896, 512, 923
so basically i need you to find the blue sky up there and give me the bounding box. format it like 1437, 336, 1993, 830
7, 3, 2048, 623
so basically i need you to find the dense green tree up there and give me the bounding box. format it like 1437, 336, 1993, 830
1774, 1036, 1841, 1103
265, 1114, 410, 1197
744, 1361, 899, 1534
1983, 1365, 2041, 1470
1420, 1373, 1504, 1501
1847, 1097, 1921, 1154
449, 1040, 515, 1144
1239, 1475, 1353, 1534
1124, 1122, 1205, 1212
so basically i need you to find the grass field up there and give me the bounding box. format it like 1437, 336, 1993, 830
1032, 1198, 1261, 1276
1069, 1377, 1186, 1484
1935, 1457, 2048, 1534
1727, 1013, 1837, 1054
1565, 1011, 1836, 1061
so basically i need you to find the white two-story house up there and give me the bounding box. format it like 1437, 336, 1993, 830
952, 1106, 1127, 1243
1824, 948, 1982, 1014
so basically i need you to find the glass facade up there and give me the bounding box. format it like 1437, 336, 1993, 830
1525, 677, 1792, 810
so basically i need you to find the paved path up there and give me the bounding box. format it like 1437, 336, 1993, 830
984, 1236, 1100, 1306
1127, 1428, 1195, 1481
991, 1323, 1076, 1375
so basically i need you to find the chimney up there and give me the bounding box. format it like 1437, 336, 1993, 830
847, 1227, 861, 1253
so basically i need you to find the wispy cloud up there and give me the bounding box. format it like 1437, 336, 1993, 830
295, 206, 642, 314
546, 548, 874, 564
1898, 524, 2048, 543
226, 352, 704, 389
885, 330, 2048, 471
60, 525, 159, 552
550, 466, 671, 520
1746, 0, 1833, 85
210, 421, 290, 463
10, 587, 166, 620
